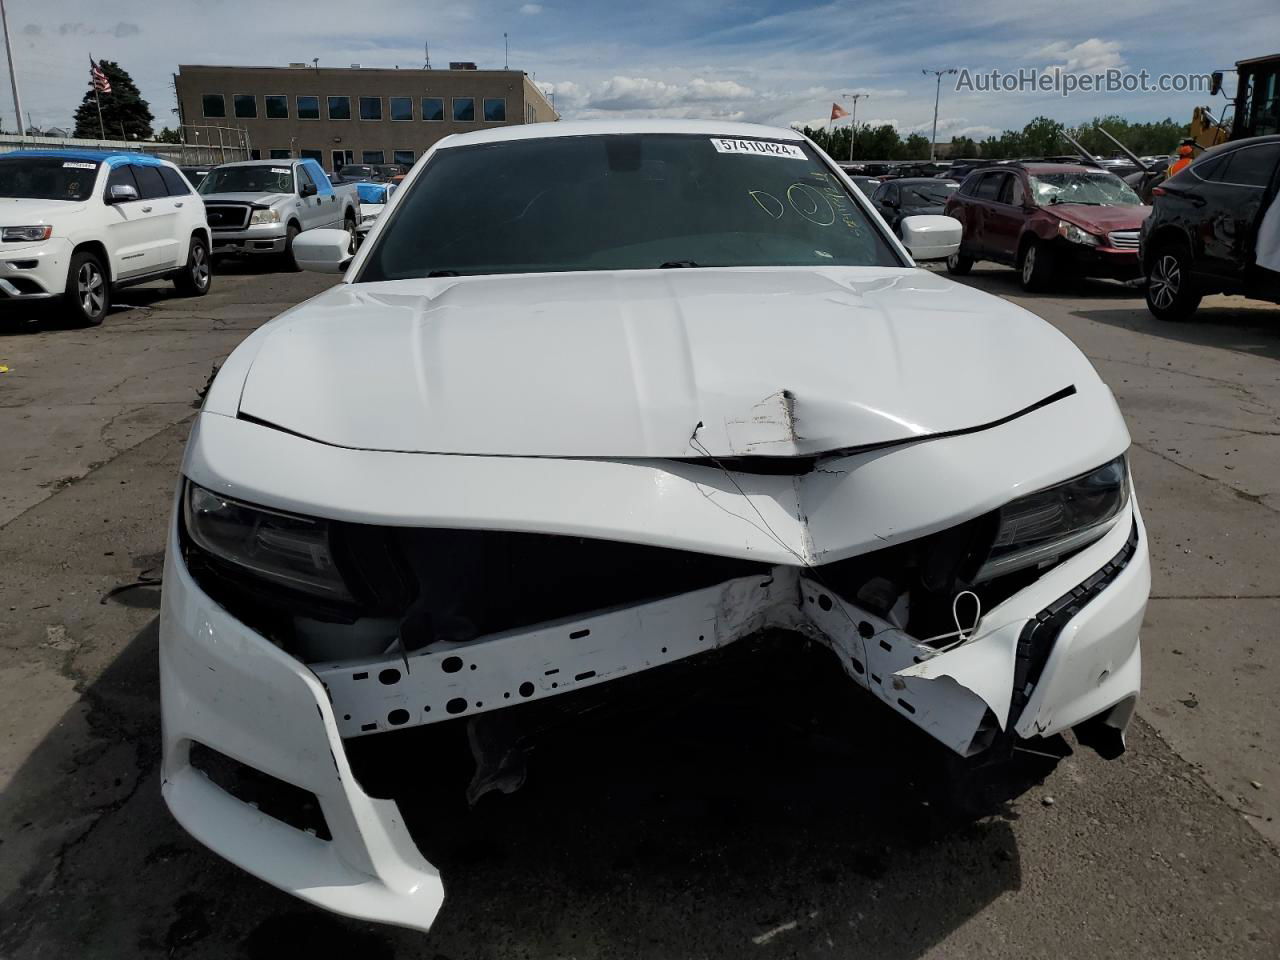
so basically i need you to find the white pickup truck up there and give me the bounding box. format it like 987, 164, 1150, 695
197, 158, 358, 269
0, 149, 212, 326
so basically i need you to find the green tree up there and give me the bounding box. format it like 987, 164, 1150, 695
1021, 116, 1065, 157
901, 133, 930, 159
155, 126, 182, 144
73, 60, 153, 140
949, 136, 979, 158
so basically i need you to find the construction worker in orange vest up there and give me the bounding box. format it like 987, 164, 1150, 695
1167, 142, 1195, 178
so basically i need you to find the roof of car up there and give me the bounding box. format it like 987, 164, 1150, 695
435, 118, 807, 150
0, 149, 168, 167
216, 158, 309, 168
890, 177, 959, 185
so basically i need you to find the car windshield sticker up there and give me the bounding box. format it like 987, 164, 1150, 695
710, 138, 806, 160
271, 167, 291, 175
62, 161, 97, 169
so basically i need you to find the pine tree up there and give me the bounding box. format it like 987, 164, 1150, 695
72, 60, 154, 140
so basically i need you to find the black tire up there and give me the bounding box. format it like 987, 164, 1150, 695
173, 235, 212, 297
282, 223, 302, 272
62, 249, 110, 327
343, 214, 358, 255
946, 251, 974, 275
1019, 239, 1056, 292
1145, 244, 1201, 321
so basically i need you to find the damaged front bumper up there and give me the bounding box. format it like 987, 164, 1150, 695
161, 406, 1149, 933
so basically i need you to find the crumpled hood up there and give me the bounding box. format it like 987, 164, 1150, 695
0, 197, 86, 222
200, 192, 291, 207
1051, 203, 1151, 234
236, 267, 1102, 458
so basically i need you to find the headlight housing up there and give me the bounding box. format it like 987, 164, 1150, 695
2, 225, 52, 242
249, 208, 281, 225
183, 482, 352, 600
1057, 220, 1099, 246
975, 456, 1129, 582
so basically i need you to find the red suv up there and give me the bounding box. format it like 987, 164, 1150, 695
944, 163, 1151, 290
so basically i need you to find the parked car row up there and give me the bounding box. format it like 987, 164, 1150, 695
0, 149, 376, 326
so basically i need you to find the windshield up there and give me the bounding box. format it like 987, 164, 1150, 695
902, 182, 958, 205
1029, 172, 1141, 206
0, 157, 99, 201
199, 165, 294, 195
360, 134, 900, 281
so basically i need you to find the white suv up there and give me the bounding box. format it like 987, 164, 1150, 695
0, 150, 212, 326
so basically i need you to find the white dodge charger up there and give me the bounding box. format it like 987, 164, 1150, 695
160, 120, 1149, 932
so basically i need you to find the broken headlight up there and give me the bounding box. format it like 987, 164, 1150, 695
183, 481, 352, 600
975, 455, 1129, 583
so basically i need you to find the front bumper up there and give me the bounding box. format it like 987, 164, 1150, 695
1060, 242, 1142, 281
211, 224, 288, 255
161, 478, 1148, 932
0, 238, 72, 300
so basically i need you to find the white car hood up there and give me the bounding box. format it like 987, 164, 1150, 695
236, 267, 1101, 458
0, 197, 86, 222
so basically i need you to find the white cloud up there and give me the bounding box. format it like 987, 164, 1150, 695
1033, 38, 1125, 74
519, 3, 543, 14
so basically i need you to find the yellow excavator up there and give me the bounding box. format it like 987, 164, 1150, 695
1192, 52, 1280, 147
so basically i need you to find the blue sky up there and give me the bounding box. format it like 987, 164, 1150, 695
6, 0, 1279, 138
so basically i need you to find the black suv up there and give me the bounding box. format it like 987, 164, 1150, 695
1140, 134, 1280, 320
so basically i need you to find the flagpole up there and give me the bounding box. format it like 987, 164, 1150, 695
93, 58, 106, 140
0, 0, 26, 140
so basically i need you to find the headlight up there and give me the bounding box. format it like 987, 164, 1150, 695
975, 456, 1129, 582
2, 225, 52, 242
249, 208, 281, 225
1057, 221, 1099, 246
183, 482, 352, 600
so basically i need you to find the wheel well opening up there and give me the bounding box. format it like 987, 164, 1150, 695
71, 241, 111, 282
1144, 226, 1191, 267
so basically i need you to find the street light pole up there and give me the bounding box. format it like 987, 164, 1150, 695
0, 0, 26, 140
842, 92, 867, 162
923, 68, 957, 161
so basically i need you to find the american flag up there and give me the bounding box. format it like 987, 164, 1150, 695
90, 59, 111, 95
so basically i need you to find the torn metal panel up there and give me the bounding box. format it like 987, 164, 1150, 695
724, 389, 800, 455
312, 572, 800, 739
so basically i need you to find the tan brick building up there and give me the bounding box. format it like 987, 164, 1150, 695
174, 63, 558, 171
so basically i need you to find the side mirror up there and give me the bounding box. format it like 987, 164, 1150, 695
292, 228, 353, 274
108, 183, 139, 204
900, 214, 962, 261
1209, 71, 1223, 97
299, 182, 318, 198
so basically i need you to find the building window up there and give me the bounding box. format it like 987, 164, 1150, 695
265, 95, 289, 119
393, 150, 415, 166
453, 97, 475, 122
422, 97, 444, 122
233, 95, 257, 119
332, 149, 352, 171
483, 98, 506, 122
300, 149, 324, 163
327, 96, 351, 120
362, 150, 385, 164
268, 149, 292, 159
389, 97, 413, 121
202, 94, 225, 118
249, 149, 261, 160
297, 96, 320, 120
359, 96, 382, 121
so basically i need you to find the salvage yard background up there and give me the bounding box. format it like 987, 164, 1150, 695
1, 264, 1278, 958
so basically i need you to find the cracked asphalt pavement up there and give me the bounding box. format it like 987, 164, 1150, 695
1, 263, 1278, 958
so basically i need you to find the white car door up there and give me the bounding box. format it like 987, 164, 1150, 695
129, 164, 181, 270
103, 165, 159, 279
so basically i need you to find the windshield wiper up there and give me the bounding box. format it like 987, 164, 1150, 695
658, 260, 702, 268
